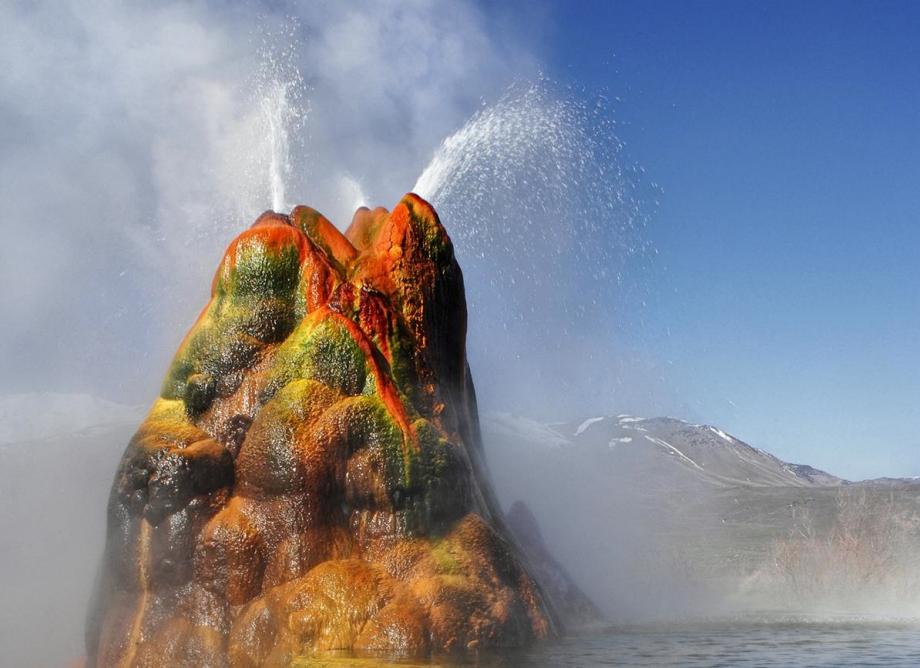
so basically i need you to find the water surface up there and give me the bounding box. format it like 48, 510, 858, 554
295, 619, 920, 667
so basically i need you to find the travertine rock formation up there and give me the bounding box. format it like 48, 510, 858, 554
506, 501, 602, 629
87, 195, 554, 667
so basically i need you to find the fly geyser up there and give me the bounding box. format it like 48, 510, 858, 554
87, 194, 555, 666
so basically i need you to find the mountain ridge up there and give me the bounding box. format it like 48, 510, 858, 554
486, 412, 920, 489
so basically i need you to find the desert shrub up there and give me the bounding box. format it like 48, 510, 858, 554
745, 488, 920, 613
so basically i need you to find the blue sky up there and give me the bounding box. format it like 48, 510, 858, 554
524, 1, 920, 479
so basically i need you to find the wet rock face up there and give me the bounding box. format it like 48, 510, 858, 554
505, 501, 603, 630
87, 194, 554, 666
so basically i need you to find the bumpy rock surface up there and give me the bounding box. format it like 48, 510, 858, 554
87, 195, 554, 667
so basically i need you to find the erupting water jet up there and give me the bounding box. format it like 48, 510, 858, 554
413, 79, 657, 417
261, 82, 295, 213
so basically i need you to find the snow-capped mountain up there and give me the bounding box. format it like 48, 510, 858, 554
484, 412, 920, 491
545, 414, 844, 488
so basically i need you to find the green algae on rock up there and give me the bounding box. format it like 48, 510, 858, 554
87, 194, 556, 667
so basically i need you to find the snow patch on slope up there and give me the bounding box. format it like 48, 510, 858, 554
574, 416, 604, 437
643, 434, 705, 471
487, 413, 571, 449
708, 426, 736, 443
617, 415, 646, 424
608, 436, 632, 450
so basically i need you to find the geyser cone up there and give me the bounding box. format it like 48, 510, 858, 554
87, 194, 555, 666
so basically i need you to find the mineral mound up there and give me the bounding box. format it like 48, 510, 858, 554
506, 501, 602, 629
87, 194, 555, 666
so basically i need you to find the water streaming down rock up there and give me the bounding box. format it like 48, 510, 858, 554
86, 195, 558, 666
414, 80, 657, 416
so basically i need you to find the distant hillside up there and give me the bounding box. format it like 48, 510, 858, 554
487, 412, 920, 490
554, 414, 844, 487
0, 393, 142, 446
483, 412, 920, 620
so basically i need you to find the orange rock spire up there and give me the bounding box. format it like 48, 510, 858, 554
87, 194, 555, 666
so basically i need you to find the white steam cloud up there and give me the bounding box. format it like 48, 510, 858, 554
0, 0, 537, 401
